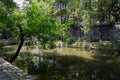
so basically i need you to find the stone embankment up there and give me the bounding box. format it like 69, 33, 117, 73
0, 58, 35, 80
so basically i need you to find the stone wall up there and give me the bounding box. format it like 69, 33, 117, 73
69, 23, 120, 41
0, 58, 35, 80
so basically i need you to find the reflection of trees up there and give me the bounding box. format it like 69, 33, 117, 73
55, 55, 120, 80
33, 50, 120, 80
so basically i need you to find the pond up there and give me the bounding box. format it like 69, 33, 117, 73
1, 45, 120, 80
35, 48, 120, 80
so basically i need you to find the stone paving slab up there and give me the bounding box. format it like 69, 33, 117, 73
0, 58, 35, 80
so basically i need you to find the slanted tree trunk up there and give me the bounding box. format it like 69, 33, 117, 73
9, 26, 24, 63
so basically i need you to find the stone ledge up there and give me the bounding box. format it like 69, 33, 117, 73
0, 58, 35, 80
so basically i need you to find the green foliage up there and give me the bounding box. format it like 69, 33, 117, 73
55, 22, 70, 41
11, 10, 26, 25
47, 42, 56, 49
0, 42, 4, 48
14, 52, 35, 71
0, 0, 16, 23
66, 37, 74, 45
82, 10, 97, 34
25, 0, 57, 44
0, 0, 17, 39
111, 1, 120, 22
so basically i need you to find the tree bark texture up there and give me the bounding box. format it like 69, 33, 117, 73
9, 26, 24, 63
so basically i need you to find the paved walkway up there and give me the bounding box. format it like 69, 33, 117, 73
0, 58, 35, 80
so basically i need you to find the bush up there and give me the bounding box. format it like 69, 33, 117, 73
66, 37, 74, 45
27, 61, 39, 74
13, 52, 36, 71
48, 43, 56, 49
0, 42, 4, 48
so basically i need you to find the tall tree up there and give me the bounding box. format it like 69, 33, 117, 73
9, 10, 26, 63
25, 0, 56, 48
75, 0, 113, 42
0, 0, 16, 37
1, 0, 57, 63
110, 0, 120, 22
95, 0, 113, 41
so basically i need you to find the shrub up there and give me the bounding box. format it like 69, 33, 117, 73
48, 43, 56, 49
0, 42, 4, 48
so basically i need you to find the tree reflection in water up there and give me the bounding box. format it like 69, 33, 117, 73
40, 48, 120, 80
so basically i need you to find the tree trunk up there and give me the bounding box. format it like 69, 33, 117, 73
77, 17, 81, 40
9, 26, 24, 63
99, 24, 103, 42
42, 42, 46, 49
89, 33, 92, 43
60, 2, 62, 24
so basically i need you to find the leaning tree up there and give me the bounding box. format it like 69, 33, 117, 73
1, 0, 57, 63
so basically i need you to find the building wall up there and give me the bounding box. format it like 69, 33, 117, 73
69, 24, 120, 41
